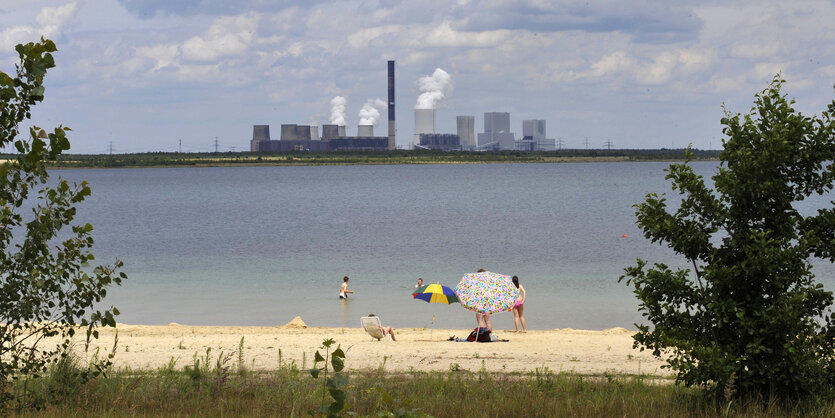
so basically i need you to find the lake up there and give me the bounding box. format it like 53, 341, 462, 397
52, 162, 835, 331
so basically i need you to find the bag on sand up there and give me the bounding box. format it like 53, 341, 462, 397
466, 327, 492, 342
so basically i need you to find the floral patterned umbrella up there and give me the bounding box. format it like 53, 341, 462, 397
454, 271, 520, 314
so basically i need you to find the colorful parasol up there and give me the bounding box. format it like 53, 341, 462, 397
412, 284, 460, 304
455, 271, 520, 314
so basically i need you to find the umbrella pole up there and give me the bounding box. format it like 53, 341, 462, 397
430, 313, 435, 341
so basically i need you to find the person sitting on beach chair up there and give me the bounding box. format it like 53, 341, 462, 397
361, 314, 396, 341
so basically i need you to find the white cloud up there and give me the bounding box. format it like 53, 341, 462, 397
423, 22, 512, 48
135, 43, 180, 72
37, 1, 78, 38
181, 12, 258, 62
347, 25, 402, 49
581, 48, 714, 85
1, 1, 77, 49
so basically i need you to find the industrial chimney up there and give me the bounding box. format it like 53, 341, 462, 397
388, 60, 395, 150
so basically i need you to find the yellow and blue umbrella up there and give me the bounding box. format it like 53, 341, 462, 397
412, 284, 460, 304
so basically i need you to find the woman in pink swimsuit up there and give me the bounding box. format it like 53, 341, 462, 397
511, 275, 527, 332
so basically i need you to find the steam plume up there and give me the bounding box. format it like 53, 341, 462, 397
415, 68, 453, 109
329, 96, 347, 125
358, 98, 386, 126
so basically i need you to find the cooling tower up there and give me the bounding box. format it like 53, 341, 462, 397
297, 125, 312, 140
338, 125, 346, 137
252, 125, 270, 141
388, 60, 395, 150
358, 125, 374, 137
414, 109, 436, 145
322, 124, 339, 140
310, 126, 319, 141
280, 124, 311, 141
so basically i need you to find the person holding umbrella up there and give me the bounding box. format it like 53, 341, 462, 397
473, 269, 493, 332
512, 275, 527, 332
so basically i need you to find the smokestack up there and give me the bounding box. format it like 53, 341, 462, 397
358, 125, 373, 137
388, 60, 395, 150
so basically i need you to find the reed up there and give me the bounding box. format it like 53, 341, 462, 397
6, 365, 834, 417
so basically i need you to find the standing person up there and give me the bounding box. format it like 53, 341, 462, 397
339, 276, 354, 299
415, 278, 424, 288
512, 275, 527, 332
476, 312, 492, 332
473, 268, 491, 331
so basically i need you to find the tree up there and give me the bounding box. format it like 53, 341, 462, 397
620, 76, 835, 400
1, 38, 125, 404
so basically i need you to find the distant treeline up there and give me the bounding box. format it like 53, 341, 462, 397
1, 148, 721, 168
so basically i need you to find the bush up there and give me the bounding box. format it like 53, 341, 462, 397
621, 76, 835, 401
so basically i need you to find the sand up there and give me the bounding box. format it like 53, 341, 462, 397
69, 317, 670, 378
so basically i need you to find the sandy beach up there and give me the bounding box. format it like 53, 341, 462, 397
72, 318, 670, 378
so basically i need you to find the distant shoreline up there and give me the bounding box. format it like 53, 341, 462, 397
16, 149, 720, 169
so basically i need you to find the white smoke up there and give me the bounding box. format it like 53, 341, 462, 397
415, 68, 453, 109
358, 98, 386, 126
329, 96, 347, 126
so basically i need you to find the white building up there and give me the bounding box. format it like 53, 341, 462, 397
522, 119, 556, 151
456, 116, 476, 149
478, 112, 515, 150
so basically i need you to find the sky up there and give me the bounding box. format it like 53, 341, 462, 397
1, 0, 834, 153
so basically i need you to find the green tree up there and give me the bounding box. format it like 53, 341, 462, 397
620, 76, 835, 400
0, 38, 125, 405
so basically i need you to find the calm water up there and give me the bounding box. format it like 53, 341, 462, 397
52, 162, 835, 331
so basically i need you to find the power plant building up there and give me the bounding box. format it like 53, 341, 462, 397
478, 112, 515, 150
522, 119, 556, 151
251, 122, 387, 152
250, 125, 271, 152
418, 133, 461, 151
456, 116, 475, 149
414, 109, 436, 146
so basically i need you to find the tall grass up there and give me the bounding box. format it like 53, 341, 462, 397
7, 361, 835, 417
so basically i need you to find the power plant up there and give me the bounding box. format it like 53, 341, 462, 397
248, 60, 557, 153
250, 61, 396, 152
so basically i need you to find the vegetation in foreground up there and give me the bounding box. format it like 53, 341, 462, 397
6, 341, 835, 417
7, 147, 722, 169
1, 38, 124, 408
622, 75, 835, 401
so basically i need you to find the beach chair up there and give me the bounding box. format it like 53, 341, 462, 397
361, 316, 390, 341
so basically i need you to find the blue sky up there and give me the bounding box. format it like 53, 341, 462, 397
1, 0, 834, 153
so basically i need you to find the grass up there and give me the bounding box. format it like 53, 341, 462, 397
3, 338, 834, 416
5, 359, 835, 416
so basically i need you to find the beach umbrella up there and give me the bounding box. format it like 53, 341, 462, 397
411, 284, 459, 340
412, 284, 460, 304
455, 271, 520, 314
